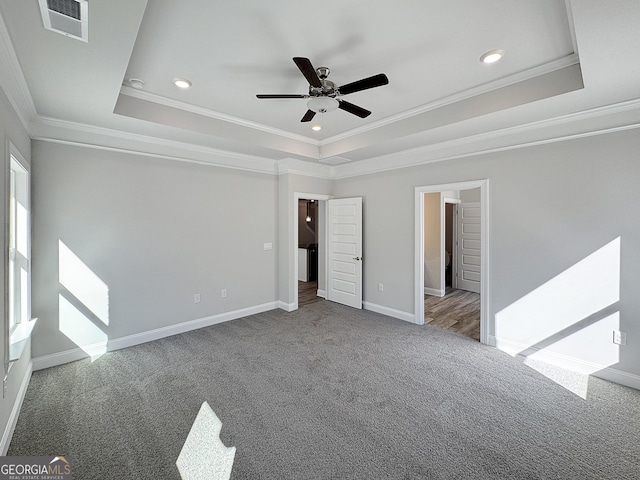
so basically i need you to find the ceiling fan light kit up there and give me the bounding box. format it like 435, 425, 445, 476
256, 57, 389, 128
307, 97, 339, 113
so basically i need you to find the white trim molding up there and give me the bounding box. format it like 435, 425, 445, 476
491, 336, 640, 391
31, 118, 279, 175
33, 302, 278, 371
1, 0, 639, 185
322, 54, 580, 147
277, 301, 296, 312
278, 158, 334, 178
594, 368, 640, 391
363, 302, 415, 324
120, 86, 319, 147
0, 361, 32, 455
331, 99, 640, 180
0, 8, 37, 134
424, 287, 445, 297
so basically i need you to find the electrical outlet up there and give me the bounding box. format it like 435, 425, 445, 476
378, 283, 384, 292
221, 289, 227, 298
613, 330, 627, 345
193, 294, 201, 304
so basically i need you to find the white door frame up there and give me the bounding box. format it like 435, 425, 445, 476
415, 180, 489, 344
293, 192, 333, 310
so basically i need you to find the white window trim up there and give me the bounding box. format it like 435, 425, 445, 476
5, 143, 36, 366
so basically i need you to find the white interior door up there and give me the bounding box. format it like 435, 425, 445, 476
456, 202, 481, 293
327, 197, 362, 309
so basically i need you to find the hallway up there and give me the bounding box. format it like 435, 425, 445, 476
424, 288, 480, 340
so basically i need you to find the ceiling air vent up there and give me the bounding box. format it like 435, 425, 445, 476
38, 0, 88, 42
319, 156, 351, 166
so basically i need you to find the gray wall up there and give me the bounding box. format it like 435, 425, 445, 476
8, 111, 640, 409
423, 193, 441, 292
0, 87, 32, 453
460, 187, 481, 202
31, 141, 278, 358
333, 128, 640, 379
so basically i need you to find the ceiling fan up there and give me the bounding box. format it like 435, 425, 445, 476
256, 57, 389, 123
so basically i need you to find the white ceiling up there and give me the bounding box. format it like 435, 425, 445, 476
124, 0, 574, 135
0, 0, 639, 168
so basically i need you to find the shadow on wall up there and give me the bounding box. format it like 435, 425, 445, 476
495, 237, 621, 398
58, 240, 109, 360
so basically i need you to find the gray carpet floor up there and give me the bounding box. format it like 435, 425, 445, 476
9, 301, 640, 479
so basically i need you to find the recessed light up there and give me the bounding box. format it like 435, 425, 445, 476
311, 124, 322, 131
172, 78, 192, 89
126, 78, 145, 90
480, 49, 505, 64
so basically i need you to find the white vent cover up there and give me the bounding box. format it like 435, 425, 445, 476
319, 156, 351, 166
38, 0, 88, 42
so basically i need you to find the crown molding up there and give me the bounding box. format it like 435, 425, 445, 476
320, 54, 580, 148
277, 158, 334, 179
32, 114, 333, 178
331, 97, 640, 179
120, 86, 320, 147
564, 0, 579, 56
4, 0, 636, 184
31, 116, 278, 175
119, 53, 580, 158
0, 8, 37, 134
29, 96, 640, 180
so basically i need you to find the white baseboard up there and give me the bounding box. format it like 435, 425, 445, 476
33, 302, 278, 371
491, 335, 640, 391
1, 360, 32, 455
592, 367, 640, 390
317, 289, 326, 299
363, 302, 416, 324
277, 301, 296, 312
424, 287, 445, 297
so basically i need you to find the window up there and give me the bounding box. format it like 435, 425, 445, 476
6, 146, 35, 364
9, 154, 29, 330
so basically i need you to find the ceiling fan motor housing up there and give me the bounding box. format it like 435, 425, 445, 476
309, 80, 337, 97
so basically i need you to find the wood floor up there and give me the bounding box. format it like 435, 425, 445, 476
299, 282, 479, 340
424, 287, 480, 341
299, 280, 323, 307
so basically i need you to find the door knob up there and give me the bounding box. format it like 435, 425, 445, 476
353, 257, 362, 261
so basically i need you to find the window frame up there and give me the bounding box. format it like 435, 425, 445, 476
4, 143, 35, 369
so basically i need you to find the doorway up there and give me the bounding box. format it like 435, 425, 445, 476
293, 193, 332, 310
414, 181, 489, 344
444, 202, 455, 288
298, 198, 321, 307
